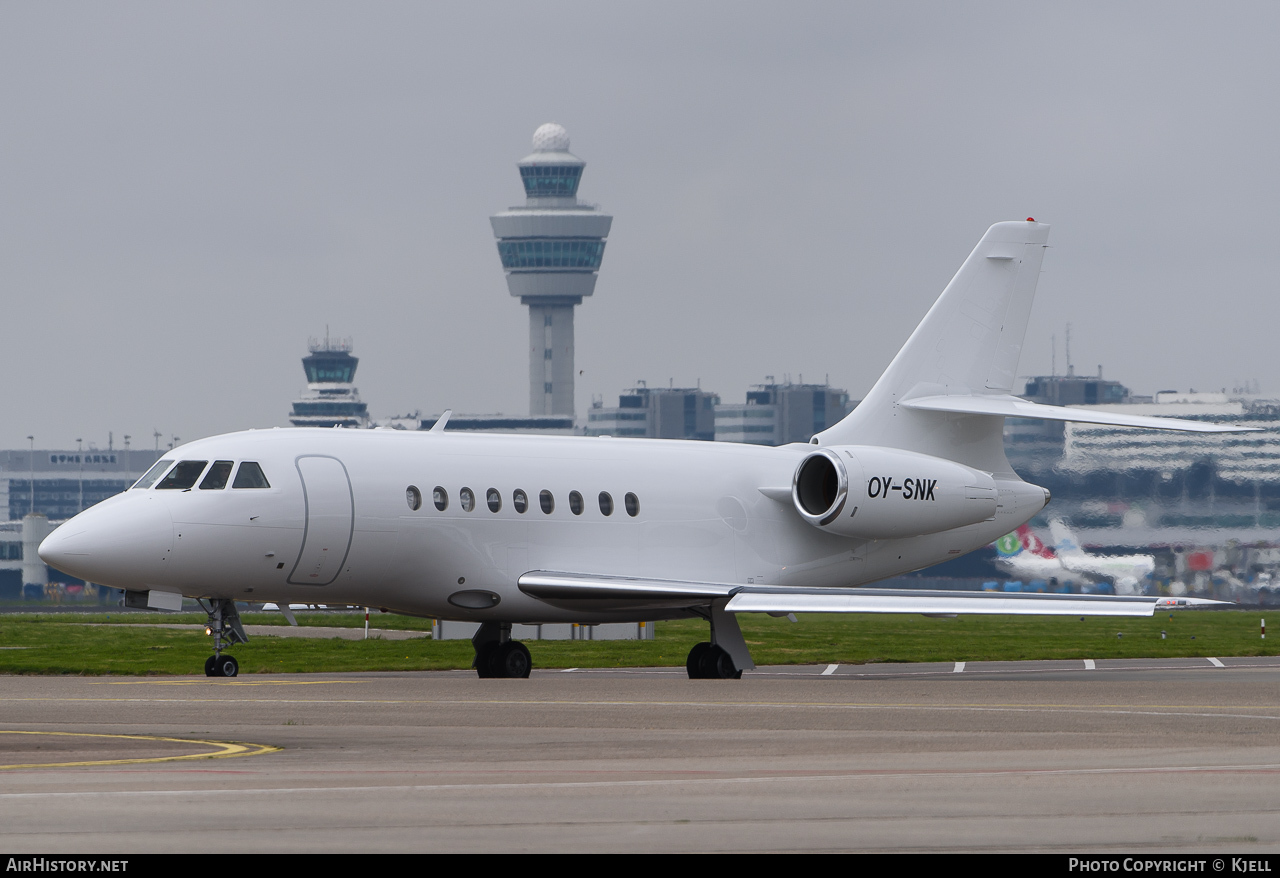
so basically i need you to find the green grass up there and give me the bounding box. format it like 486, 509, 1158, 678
0, 610, 436, 630
0, 610, 1275, 675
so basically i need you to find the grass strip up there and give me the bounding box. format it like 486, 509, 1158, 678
0, 610, 1274, 676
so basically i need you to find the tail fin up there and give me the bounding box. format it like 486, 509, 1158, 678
815, 220, 1050, 472
1047, 519, 1084, 559
1018, 524, 1054, 558
995, 524, 1054, 559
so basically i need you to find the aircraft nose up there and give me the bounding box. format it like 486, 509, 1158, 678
39, 496, 174, 588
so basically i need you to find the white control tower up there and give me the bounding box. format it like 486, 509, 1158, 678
491, 123, 612, 417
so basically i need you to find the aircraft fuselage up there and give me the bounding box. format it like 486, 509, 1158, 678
41, 427, 1047, 622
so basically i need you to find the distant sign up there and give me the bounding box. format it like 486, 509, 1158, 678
49, 454, 117, 465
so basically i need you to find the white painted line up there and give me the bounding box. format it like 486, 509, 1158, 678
1083, 659, 1095, 670
821, 664, 838, 676
17, 761, 1280, 801
953, 662, 965, 673
561, 668, 579, 673
1207, 657, 1225, 668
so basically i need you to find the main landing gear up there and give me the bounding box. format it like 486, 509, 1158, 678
686, 642, 741, 679
685, 602, 755, 680
472, 622, 531, 679
200, 598, 249, 678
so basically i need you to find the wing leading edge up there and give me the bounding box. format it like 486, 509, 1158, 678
517, 571, 1223, 617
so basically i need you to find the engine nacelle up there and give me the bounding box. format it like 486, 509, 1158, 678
792, 445, 998, 539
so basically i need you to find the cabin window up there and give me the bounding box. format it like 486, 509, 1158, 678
486, 488, 502, 513
406, 485, 422, 511
433, 486, 448, 511
232, 462, 271, 489
156, 460, 208, 490
199, 461, 234, 490
513, 489, 528, 514
598, 492, 614, 516
625, 492, 640, 517
132, 459, 174, 490
460, 487, 475, 512
539, 490, 554, 514
569, 491, 584, 515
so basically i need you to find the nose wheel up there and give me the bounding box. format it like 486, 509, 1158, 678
204, 654, 239, 678
200, 598, 249, 678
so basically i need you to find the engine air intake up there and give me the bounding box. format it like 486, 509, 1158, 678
792, 449, 849, 526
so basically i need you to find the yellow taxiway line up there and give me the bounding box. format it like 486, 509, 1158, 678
0, 730, 280, 770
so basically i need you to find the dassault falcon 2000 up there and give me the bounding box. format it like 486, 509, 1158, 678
39, 220, 1246, 679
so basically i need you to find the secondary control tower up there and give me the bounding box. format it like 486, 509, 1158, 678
288, 334, 369, 428
491, 123, 612, 417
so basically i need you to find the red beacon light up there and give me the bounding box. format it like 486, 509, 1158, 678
1026, 217, 1035, 222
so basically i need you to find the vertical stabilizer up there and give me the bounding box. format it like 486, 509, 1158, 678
1047, 519, 1084, 559
815, 221, 1050, 473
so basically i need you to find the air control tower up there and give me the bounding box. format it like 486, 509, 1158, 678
491, 123, 612, 417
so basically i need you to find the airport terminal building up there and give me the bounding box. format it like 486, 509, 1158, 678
0, 447, 161, 598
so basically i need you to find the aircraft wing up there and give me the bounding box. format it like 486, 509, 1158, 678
517, 571, 1224, 616
900, 394, 1257, 433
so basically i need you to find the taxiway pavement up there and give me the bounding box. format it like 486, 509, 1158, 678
3, 658, 1280, 853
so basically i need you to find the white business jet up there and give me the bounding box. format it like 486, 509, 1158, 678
39, 220, 1244, 679
995, 521, 1155, 594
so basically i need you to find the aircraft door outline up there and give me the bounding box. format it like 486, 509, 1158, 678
288, 455, 355, 586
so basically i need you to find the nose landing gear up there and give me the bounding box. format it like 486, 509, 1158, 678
204, 653, 240, 678
200, 599, 249, 677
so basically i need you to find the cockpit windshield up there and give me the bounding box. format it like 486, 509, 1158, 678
132, 459, 271, 491
199, 461, 234, 490
131, 459, 174, 490
232, 461, 271, 489
156, 460, 208, 490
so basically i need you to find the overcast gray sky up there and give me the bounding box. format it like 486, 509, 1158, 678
3, 2, 1278, 450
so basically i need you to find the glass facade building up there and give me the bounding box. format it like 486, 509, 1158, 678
587, 386, 720, 441
715, 382, 855, 446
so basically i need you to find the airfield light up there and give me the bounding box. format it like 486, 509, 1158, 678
27, 436, 34, 515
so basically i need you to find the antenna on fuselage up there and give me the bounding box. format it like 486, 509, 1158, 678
430, 410, 452, 433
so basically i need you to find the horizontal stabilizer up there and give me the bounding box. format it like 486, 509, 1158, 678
518, 571, 1225, 617
900, 394, 1257, 433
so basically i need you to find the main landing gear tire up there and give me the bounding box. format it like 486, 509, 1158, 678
474, 640, 531, 679
686, 642, 742, 679
686, 642, 711, 677
474, 642, 498, 678
490, 641, 532, 679
205, 654, 239, 678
